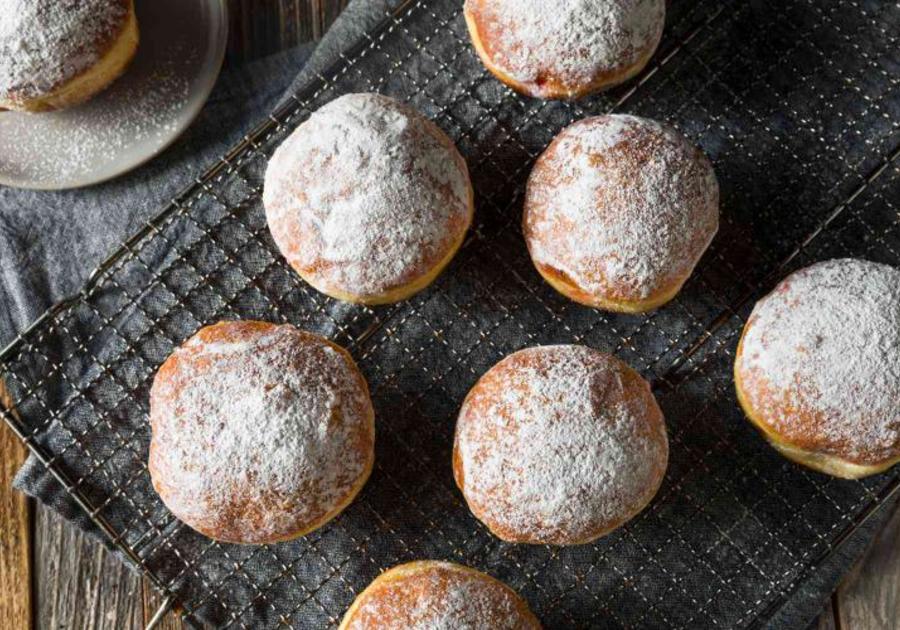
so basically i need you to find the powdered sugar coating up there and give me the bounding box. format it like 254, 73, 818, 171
0, 0, 129, 102
342, 562, 541, 630
736, 259, 900, 466
454, 345, 668, 545
149, 321, 375, 544
263, 93, 473, 302
465, 0, 664, 97
524, 114, 719, 304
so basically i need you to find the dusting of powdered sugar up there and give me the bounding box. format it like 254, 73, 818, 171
466, 0, 664, 89
346, 563, 539, 629
0, 0, 128, 101
0, 31, 200, 188
456, 345, 668, 544
738, 259, 900, 464
149, 322, 374, 543
0, 59, 189, 184
263, 93, 472, 299
524, 114, 719, 301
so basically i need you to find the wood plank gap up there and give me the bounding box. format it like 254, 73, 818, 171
831, 592, 843, 630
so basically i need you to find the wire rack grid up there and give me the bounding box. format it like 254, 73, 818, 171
2, 0, 900, 627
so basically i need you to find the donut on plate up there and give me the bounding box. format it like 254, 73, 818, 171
149, 321, 375, 544
263, 93, 474, 305
454, 345, 668, 545
523, 114, 719, 313
464, 0, 665, 99
0, 0, 139, 112
339, 561, 542, 629
735, 259, 900, 479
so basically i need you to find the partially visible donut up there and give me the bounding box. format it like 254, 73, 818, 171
0, 0, 139, 112
263, 93, 474, 305
454, 345, 668, 545
149, 321, 375, 544
524, 114, 719, 313
464, 0, 665, 99
339, 561, 542, 629
735, 259, 900, 479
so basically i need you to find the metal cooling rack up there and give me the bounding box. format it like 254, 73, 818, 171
2, 0, 900, 628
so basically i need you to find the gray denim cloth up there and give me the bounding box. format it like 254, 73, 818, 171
2, 1, 896, 628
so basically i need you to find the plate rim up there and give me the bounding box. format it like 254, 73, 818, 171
0, 0, 230, 191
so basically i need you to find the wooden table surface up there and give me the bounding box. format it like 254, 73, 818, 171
1, 1, 898, 628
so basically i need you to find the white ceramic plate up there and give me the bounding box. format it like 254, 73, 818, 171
0, 0, 228, 190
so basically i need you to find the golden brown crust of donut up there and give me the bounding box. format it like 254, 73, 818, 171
463, 0, 663, 100
453, 346, 668, 545
339, 561, 542, 629
735, 323, 900, 479
528, 259, 686, 314
149, 321, 375, 544
1, 0, 138, 112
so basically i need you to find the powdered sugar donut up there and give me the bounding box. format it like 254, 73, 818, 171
524, 114, 719, 313
735, 259, 900, 479
454, 345, 668, 545
464, 0, 665, 99
0, 0, 139, 112
339, 561, 542, 629
149, 321, 375, 544
263, 93, 474, 305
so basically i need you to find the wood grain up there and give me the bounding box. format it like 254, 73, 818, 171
35, 510, 143, 629
142, 582, 183, 630
227, 0, 349, 62
834, 501, 900, 630
0, 381, 31, 630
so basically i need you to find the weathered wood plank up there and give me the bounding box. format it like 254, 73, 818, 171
142, 581, 185, 630
314, 0, 352, 40
35, 508, 144, 630
227, 0, 348, 61
0, 381, 31, 630
835, 501, 900, 630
